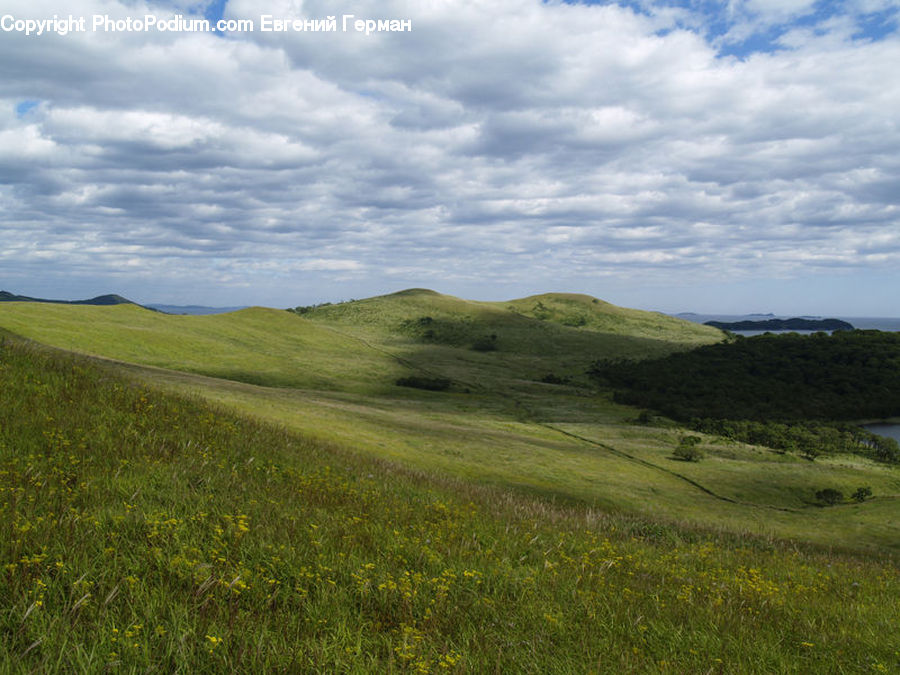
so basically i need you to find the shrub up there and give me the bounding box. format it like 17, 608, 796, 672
471, 335, 498, 352
293, 301, 332, 314
815, 488, 843, 506
562, 315, 587, 327
801, 446, 821, 461
852, 486, 873, 503
540, 373, 570, 385
395, 376, 451, 391
871, 435, 899, 463
673, 435, 703, 461
636, 410, 654, 425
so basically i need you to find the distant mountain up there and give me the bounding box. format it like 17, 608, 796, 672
0, 291, 251, 315
704, 317, 854, 331
76, 294, 136, 306
0, 290, 143, 307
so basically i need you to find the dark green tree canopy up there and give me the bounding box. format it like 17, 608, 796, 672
591, 331, 900, 422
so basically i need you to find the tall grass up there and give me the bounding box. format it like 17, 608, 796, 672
1, 338, 898, 672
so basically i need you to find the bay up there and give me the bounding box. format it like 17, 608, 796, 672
673, 314, 900, 336
863, 423, 900, 444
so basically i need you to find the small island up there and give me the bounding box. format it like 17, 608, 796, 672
704, 317, 855, 331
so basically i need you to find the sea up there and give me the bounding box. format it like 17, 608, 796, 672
863, 423, 900, 443
674, 314, 900, 337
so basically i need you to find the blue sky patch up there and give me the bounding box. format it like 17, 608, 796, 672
852, 6, 899, 41
16, 100, 40, 118
204, 0, 227, 34
557, 0, 899, 57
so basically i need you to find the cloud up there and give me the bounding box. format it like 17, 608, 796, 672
0, 0, 898, 309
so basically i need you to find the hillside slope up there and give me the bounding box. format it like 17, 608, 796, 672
295, 289, 722, 389
0, 302, 403, 391
3, 337, 897, 672
502, 292, 718, 341
299, 288, 721, 349
1, 293, 897, 554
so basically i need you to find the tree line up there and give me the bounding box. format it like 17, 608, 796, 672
591, 331, 900, 462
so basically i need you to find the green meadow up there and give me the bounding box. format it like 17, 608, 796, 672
1, 290, 899, 671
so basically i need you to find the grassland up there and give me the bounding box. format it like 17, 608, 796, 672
0, 291, 898, 558
0, 302, 403, 392
296, 289, 721, 387
2, 337, 899, 672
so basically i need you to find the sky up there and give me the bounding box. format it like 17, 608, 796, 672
1, 0, 898, 314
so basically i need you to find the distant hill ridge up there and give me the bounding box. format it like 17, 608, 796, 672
0, 290, 145, 308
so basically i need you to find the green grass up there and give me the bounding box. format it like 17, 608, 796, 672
299, 289, 722, 386
0, 303, 404, 392
2, 338, 899, 672
0, 294, 898, 557
502, 292, 719, 340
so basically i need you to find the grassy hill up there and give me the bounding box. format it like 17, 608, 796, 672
2, 336, 898, 672
0, 290, 141, 307
0, 303, 403, 392
0, 293, 898, 558
295, 288, 721, 390
502, 292, 715, 340
297, 288, 720, 353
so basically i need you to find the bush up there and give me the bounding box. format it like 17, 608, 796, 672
852, 486, 872, 503
801, 446, 821, 461
636, 410, 655, 425
395, 376, 451, 391
292, 301, 332, 314
540, 373, 570, 385
561, 315, 587, 327
815, 488, 843, 506
871, 435, 900, 463
673, 436, 703, 462
471, 335, 498, 352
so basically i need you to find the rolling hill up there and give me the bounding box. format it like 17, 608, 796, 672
0, 290, 142, 307
0, 290, 897, 556
2, 288, 900, 670
3, 335, 897, 672
293, 289, 722, 390
297, 288, 720, 347
0, 302, 403, 392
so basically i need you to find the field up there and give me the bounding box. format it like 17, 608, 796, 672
1, 291, 899, 671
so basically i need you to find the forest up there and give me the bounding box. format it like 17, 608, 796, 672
591, 330, 900, 462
